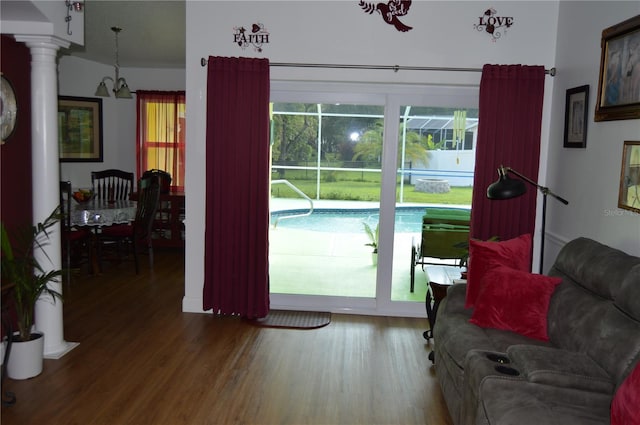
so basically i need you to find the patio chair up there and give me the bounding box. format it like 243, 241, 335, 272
410, 207, 470, 292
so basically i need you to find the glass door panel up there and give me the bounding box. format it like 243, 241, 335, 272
269, 102, 385, 298
391, 105, 478, 301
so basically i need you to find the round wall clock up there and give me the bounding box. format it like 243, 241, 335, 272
1, 74, 18, 143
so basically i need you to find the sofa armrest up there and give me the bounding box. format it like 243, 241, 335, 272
506, 344, 614, 394
442, 283, 468, 312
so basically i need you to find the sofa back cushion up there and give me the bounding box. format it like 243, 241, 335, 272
616, 264, 640, 319
547, 238, 640, 387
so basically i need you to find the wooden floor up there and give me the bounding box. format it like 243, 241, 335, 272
1, 250, 453, 425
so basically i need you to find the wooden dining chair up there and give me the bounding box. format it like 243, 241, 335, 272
96, 175, 161, 274
91, 169, 135, 202
59, 181, 93, 285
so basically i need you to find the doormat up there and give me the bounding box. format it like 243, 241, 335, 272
249, 310, 331, 329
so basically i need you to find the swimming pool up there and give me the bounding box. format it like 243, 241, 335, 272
271, 207, 442, 233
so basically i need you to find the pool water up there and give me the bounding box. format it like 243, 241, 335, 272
271, 207, 429, 233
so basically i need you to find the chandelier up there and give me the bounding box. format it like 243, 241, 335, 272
95, 26, 132, 99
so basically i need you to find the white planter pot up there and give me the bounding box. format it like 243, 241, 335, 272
371, 252, 378, 266
6, 332, 44, 380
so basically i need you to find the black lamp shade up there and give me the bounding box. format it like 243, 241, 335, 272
487, 174, 527, 199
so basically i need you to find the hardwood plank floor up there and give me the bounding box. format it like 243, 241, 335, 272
1, 250, 453, 424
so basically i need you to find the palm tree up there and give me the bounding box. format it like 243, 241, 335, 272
352, 122, 436, 166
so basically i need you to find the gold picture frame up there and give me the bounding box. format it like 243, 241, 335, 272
618, 140, 640, 213
595, 15, 640, 122
58, 96, 103, 162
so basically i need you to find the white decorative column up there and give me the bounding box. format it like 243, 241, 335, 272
15, 35, 79, 359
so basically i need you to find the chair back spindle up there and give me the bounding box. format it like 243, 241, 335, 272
91, 169, 135, 202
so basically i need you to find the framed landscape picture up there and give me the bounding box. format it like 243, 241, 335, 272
618, 140, 640, 213
595, 15, 640, 121
563, 85, 589, 148
58, 96, 103, 162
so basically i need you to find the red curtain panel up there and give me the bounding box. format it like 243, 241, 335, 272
203, 57, 271, 318
470, 64, 546, 242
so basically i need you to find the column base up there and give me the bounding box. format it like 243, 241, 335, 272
43, 341, 80, 359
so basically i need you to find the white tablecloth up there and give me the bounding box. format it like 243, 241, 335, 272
70, 199, 137, 227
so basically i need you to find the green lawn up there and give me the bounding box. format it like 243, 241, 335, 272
271, 171, 473, 204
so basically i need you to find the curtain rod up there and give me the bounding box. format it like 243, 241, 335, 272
199, 58, 556, 76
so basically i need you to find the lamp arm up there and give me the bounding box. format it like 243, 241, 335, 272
503, 166, 569, 205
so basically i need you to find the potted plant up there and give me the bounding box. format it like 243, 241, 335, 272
363, 222, 379, 265
1, 208, 63, 380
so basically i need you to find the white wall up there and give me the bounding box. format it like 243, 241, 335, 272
544, 1, 640, 268
57, 56, 185, 188
56, 1, 640, 317
183, 0, 560, 314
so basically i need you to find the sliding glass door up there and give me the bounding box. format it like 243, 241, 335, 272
269, 82, 478, 317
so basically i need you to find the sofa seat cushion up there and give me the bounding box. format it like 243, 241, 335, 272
506, 345, 614, 393
479, 378, 613, 425
435, 285, 549, 371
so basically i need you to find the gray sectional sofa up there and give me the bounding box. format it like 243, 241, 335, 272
433, 237, 640, 425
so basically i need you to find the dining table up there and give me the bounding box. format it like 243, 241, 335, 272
70, 199, 137, 228
69, 199, 137, 274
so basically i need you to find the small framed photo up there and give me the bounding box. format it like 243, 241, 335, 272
563, 85, 589, 148
618, 140, 640, 213
595, 15, 640, 122
58, 96, 103, 162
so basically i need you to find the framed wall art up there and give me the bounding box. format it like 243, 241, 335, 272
618, 140, 640, 213
563, 85, 589, 148
595, 14, 640, 121
58, 96, 103, 162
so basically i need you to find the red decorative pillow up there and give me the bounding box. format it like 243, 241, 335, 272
469, 266, 562, 341
611, 361, 640, 425
465, 233, 532, 309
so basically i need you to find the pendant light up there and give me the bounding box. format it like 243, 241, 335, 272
95, 26, 132, 99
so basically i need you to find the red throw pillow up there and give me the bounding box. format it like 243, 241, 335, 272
611, 361, 640, 425
465, 233, 532, 309
469, 266, 562, 341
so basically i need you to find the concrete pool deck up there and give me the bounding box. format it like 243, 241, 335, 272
270, 197, 470, 213
268, 197, 465, 301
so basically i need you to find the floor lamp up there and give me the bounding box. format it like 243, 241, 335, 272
486, 165, 569, 274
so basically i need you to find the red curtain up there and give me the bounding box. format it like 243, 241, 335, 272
470, 64, 546, 242
136, 91, 186, 191
203, 57, 270, 318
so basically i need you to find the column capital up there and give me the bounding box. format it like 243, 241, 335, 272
14, 34, 70, 51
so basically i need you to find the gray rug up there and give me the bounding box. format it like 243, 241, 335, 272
250, 310, 331, 329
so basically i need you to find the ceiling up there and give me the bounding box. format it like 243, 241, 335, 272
63, 1, 185, 69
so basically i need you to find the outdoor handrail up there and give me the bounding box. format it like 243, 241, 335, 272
271, 179, 314, 228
